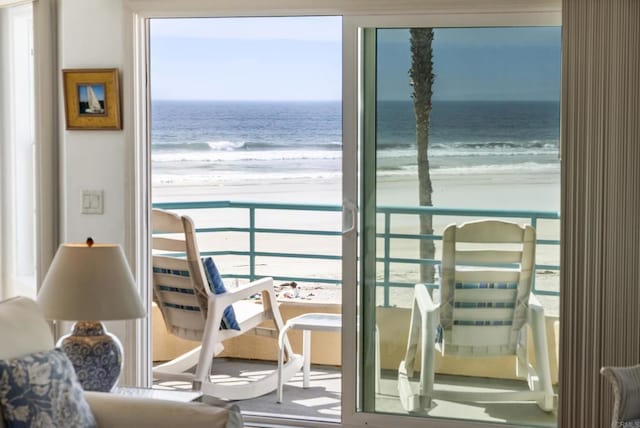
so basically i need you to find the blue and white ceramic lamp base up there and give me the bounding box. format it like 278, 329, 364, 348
57, 321, 123, 392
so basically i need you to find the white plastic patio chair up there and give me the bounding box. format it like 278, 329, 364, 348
397, 219, 554, 412
151, 208, 303, 400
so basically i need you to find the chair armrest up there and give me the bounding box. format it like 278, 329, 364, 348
84, 391, 241, 428
214, 277, 274, 307
414, 283, 439, 314
601, 365, 640, 424
529, 293, 545, 314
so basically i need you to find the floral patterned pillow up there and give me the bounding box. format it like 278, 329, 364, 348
0, 348, 96, 428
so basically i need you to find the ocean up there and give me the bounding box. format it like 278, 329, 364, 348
151, 100, 560, 185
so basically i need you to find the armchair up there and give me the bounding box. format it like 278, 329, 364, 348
601, 365, 640, 428
0, 296, 241, 428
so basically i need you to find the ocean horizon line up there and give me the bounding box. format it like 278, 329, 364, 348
152, 98, 559, 103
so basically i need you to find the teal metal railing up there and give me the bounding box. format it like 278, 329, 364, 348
153, 201, 560, 306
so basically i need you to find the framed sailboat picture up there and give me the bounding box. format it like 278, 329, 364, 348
62, 68, 121, 130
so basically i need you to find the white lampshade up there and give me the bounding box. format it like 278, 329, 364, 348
38, 241, 145, 321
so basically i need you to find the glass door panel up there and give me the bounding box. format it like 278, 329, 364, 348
357, 24, 560, 427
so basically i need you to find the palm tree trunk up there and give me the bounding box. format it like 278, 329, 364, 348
410, 28, 435, 284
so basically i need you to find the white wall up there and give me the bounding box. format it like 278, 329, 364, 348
58, 0, 126, 245
57, 0, 134, 383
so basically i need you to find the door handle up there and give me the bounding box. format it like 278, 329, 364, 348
342, 200, 356, 235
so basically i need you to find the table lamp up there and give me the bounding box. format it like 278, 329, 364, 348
38, 238, 145, 392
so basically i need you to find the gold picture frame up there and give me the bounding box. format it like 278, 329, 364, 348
62, 68, 121, 130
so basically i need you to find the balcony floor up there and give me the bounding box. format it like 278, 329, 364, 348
153, 358, 557, 427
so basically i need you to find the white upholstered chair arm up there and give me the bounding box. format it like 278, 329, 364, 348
84, 392, 241, 428
601, 365, 640, 427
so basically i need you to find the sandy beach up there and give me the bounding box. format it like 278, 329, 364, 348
153, 168, 560, 315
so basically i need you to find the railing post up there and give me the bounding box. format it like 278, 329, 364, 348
249, 207, 256, 281
384, 212, 391, 307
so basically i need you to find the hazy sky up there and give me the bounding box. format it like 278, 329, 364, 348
150, 17, 341, 101
150, 17, 560, 102
378, 27, 561, 101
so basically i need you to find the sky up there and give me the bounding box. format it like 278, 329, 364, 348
150, 17, 560, 102
78, 84, 105, 102
378, 27, 561, 101
150, 17, 342, 101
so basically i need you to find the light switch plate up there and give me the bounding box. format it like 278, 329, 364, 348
82, 190, 104, 214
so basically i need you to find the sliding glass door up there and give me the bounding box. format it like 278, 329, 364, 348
131, 4, 562, 427
343, 14, 561, 427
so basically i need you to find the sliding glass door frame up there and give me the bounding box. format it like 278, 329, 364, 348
126, 2, 559, 426
342, 12, 560, 428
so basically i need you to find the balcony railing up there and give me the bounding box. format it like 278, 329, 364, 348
153, 200, 560, 307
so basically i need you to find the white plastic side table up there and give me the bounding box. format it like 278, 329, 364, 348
277, 313, 380, 403
277, 313, 341, 403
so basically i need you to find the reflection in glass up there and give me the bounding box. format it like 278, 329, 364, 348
360, 26, 560, 426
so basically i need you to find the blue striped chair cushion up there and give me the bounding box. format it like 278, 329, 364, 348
453, 320, 513, 326
154, 257, 240, 330
442, 281, 518, 339
455, 282, 518, 289
454, 302, 515, 308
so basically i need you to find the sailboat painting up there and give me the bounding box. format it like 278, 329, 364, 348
63, 68, 121, 130
78, 84, 106, 114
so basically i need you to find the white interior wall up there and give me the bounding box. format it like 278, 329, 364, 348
58, 0, 126, 244
57, 0, 133, 383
